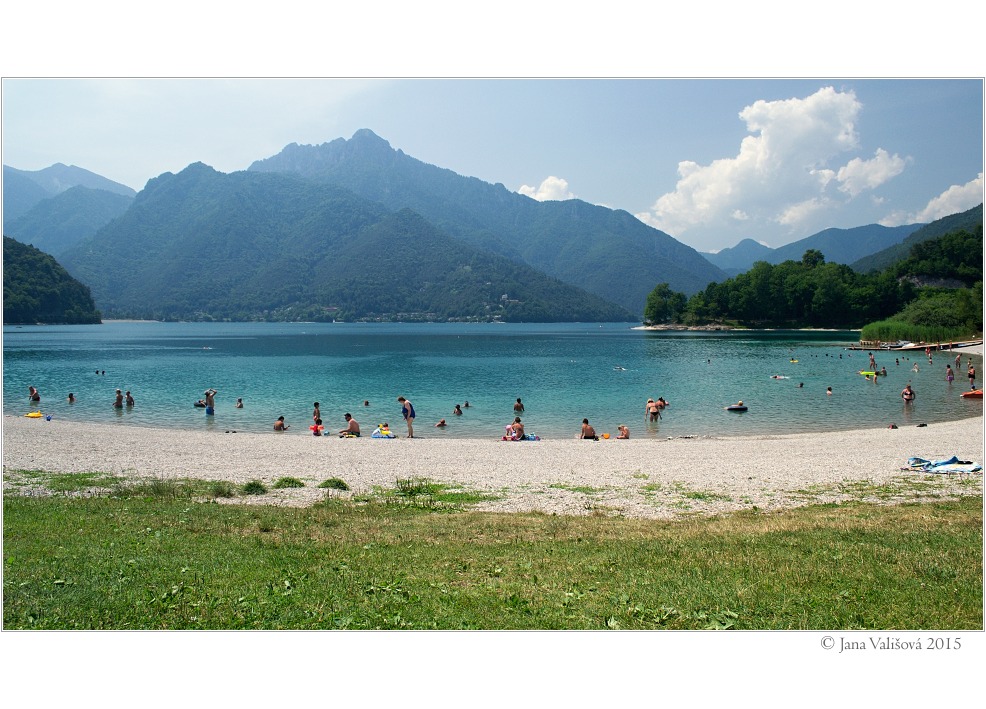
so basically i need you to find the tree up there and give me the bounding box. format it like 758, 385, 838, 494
643, 283, 687, 324
802, 249, 826, 268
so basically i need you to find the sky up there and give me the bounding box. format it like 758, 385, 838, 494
4, 78, 981, 253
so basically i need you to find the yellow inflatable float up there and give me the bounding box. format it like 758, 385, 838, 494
25, 411, 44, 418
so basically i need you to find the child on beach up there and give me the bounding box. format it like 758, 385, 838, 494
616, 424, 630, 439
311, 418, 323, 436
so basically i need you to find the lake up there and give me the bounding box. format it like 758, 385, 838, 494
3, 321, 981, 439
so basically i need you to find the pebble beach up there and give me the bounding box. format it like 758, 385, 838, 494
4, 409, 983, 519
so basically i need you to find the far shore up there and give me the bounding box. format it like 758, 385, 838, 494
4, 412, 982, 519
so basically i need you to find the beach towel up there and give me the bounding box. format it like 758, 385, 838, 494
905, 456, 982, 474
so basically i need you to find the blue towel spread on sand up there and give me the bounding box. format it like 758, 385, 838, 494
906, 456, 982, 474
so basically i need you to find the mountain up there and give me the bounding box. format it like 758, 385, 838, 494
3, 163, 136, 232
59, 163, 633, 322
3, 166, 52, 225
850, 204, 984, 273
702, 238, 773, 276
5, 163, 136, 198
3, 236, 101, 324
704, 223, 923, 274
247, 129, 728, 313
4, 186, 134, 257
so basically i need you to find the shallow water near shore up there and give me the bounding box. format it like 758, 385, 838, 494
3, 321, 981, 439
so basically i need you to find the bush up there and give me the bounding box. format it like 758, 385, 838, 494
241, 480, 268, 495
318, 477, 350, 491
272, 477, 305, 489
209, 480, 236, 498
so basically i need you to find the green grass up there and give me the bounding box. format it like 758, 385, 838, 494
318, 477, 350, 491
272, 477, 305, 489
550, 483, 605, 495
3, 491, 981, 630
241, 480, 268, 496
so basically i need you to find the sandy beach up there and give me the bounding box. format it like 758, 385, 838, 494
3, 410, 983, 519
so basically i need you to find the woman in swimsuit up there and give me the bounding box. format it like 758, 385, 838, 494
397, 396, 415, 438
645, 398, 660, 421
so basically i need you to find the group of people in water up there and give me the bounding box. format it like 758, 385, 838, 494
854, 349, 980, 405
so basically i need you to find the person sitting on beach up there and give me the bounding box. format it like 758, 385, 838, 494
372, 422, 396, 438
616, 424, 629, 439
453, 404, 463, 416
901, 384, 916, 403
514, 398, 525, 413
274, 416, 289, 431
645, 399, 660, 421
339, 413, 360, 437
435, 419, 447, 428
311, 418, 324, 436
511, 417, 525, 440
580, 418, 598, 440
235, 398, 244, 408
113, 389, 124, 408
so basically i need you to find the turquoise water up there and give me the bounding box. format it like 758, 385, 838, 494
3, 321, 981, 439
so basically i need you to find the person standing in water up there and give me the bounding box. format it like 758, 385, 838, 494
397, 396, 415, 438
204, 388, 217, 415
113, 389, 124, 408
945, 364, 955, 383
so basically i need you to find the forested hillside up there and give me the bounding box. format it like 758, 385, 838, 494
3, 237, 101, 324
851, 204, 983, 273
645, 221, 983, 342
4, 185, 133, 257
59, 163, 633, 322
248, 129, 727, 313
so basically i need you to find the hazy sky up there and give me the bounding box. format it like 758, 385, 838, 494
3, 78, 981, 252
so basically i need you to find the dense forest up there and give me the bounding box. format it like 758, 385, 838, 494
3, 236, 102, 324
644, 224, 983, 342
248, 129, 727, 312
59, 165, 633, 323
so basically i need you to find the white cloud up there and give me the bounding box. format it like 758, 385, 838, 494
639, 87, 907, 237
776, 198, 828, 226
836, 148, 908, 197
517, 176, 575, 201
881, 173, 984, 225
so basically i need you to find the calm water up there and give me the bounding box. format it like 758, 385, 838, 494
3, 321, 981, 439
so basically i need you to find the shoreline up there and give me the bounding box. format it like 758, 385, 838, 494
4, 413, 982, 519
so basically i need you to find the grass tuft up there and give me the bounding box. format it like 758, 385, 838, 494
318, 477, 350, 491
272, 477, 305, 489
241, 480, 268, 495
